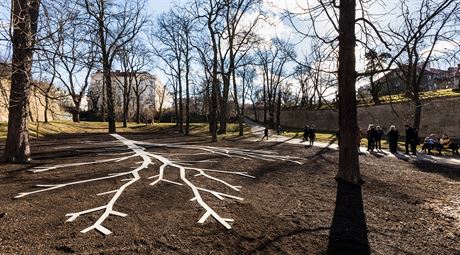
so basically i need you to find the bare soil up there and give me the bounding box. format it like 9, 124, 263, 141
0, 130, 459, 254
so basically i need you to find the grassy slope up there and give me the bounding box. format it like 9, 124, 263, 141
358, 88, 460, 106
0, 121, 251, 140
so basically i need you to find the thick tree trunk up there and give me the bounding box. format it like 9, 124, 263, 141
72, 101, 81, 122
4, 0, 40, 163
335, 0, 361, 184
103, 64, 116, 133
413, 99, 422, 130
97, 0, 115, 133
72, 110, 80, 122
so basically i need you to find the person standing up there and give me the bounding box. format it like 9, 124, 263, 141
309, 125, 316, 146
303, 125, 310, 142
367, 124, 376, 151
276, 125, 282, 135
387, 125, 399, 153
404, 124, 413, 154
375, 126, 384, 150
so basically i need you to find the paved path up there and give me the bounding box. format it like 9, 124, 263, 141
244, 118, 460, 167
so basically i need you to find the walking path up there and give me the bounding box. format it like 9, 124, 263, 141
244, 118, 460, 167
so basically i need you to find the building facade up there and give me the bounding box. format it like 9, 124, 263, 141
88, 70, 169, 121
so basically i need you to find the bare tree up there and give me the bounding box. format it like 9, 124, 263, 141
150, 10, 185, 133
389, 0, 458, 129
41, 4, 96, 122
84, 0, 147, 133
191, 0, 226, 142
256, 38, 295, 127
235, 57, 256, 135
4, 0, 41, 163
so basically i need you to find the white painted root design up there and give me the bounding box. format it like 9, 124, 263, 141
16, 134, 303, 235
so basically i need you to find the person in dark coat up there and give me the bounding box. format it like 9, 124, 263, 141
367, 124, 376, 151
261, 127, 269, 140
387, 125, 399, 153
375, 126, 384, 150
303, 125, 309, 142
276, 125, 282, 135
404, 124, 413, 154
308, 125, 316, 146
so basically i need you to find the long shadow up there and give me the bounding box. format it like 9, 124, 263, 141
327, 181, 370, 255
412, 161, 460, 181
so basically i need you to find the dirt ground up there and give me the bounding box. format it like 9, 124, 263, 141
0, 129, 459, 254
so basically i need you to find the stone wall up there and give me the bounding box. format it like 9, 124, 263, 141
0, 79, 71, 122
246, 97, 460, 137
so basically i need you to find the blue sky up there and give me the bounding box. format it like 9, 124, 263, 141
149, 1, 174, 14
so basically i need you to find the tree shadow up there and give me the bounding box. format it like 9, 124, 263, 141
412, 161, 460, 181
327, 180, 370, 255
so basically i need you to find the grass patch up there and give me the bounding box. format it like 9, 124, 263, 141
358, 88, 460, 106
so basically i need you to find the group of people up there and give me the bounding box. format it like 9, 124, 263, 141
366, 124, 419, 155
422, 133, 459, 155
365, 123, 459, 156
261, 122, 458, 156
302, 125, 316, 146
366, 125, 385, 151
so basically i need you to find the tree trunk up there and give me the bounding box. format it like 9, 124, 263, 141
44, 96, 49, 124
185, 53, 190, 136
103, 65, 116, 133
218, 75, 229, 134
28, 102, 34, 122
263, 75, 267, 123
276, 89, 281, 127
173, 88, 178, 126
335, 0, 361, 184
413, 98, 422, 130
72, 101, 81, 122
72, 110, 80, 122
4, 0, 40, 163
136, 94, 141, 124
208, 21, 218, 142
97, 0, 116, 134
252, 103, 258, 122
369, 76, 381, 105
122, 102, 128, 128
122, 75, 129, 128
